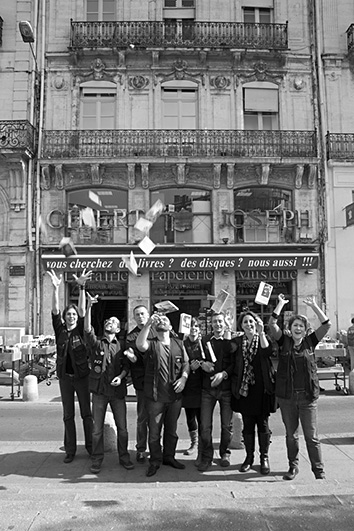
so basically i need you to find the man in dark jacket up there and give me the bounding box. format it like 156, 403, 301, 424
84, 293, 134, 474
136, 313, 190, 477
125, 305, 156, 464
198, 312, 235, 472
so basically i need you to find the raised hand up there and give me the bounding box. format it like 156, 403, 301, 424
47, 269, 62, 289
278, 293, 289, 305
303, 295, 316, 307
73, 268, 92, 286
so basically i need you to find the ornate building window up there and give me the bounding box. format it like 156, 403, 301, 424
81, 85, 116, 129
233, 186, 294, 243
86, 0, 116, 21
150, 188, 212, 244
162, 87, 198, 129
67, 188, 128, 245
243, 7, 272, 24
243, 82, 279, 130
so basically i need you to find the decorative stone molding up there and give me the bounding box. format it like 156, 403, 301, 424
157, 59, 205, 86
40, 165, 51, 190
171, 163, 187, 185
91, 163, 102, 184
9, 161, 26, 211
308, 164, 317, 189
293, 76, 305, 90
127, 164, 136, 189
78, 59, 123, 84
141, 164, 149, 189
52, 75, 68, 91
257, 164, 270, 185
295, 164, 304, 189
128, 75, 149, 90
213, 163, 222, 189
210, 76, 231, 90
54, 164, 64, 190
226, 163, 235, 189
236, 60, 284, 86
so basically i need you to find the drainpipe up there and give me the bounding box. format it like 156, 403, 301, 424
308, 0, 328, 307
34, 0, 46, 334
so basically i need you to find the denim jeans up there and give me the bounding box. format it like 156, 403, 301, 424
145, 397, 182, 466
200, 388, 233, 463
59, 374, 93, 455
135, 389, 149, 453
278, 391, 324, 475
91, 393, 130, 464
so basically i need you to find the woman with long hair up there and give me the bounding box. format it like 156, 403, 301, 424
231, 310, 276, 475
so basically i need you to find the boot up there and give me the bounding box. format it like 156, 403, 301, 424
194, 435, 202, 467
184, 429, 198, 456
239, 433, 255, 472
258, 432, 271, 475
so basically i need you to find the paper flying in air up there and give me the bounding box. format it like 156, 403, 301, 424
122, 251, 138, 276
138, 236, 156, 255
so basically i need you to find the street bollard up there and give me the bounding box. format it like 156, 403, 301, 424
229, 412, 244, 449
22, 374, 39, 401
104, 411, 117, 452
349, 370, 354, 395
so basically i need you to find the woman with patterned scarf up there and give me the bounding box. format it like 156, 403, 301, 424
231, 310, 276, 475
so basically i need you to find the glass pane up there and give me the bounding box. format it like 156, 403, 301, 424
259, 9, 272, 23
165, 0, 177, 6
100, 116, 114, 129
244, 114, 259, 130
82, 117, 97, 129
182, 0, 195, 7
243, 8, 255, 23
262, 114, 275, 130
87, 0, 99, 20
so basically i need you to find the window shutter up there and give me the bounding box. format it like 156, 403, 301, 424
244, 88, 278, 112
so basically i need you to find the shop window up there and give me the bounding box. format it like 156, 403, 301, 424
233, 187, 294, 243
162, 88, 197, 129
81, 86, 116, 130
243, 84, 279, 130
67, 188, 128, 245
86, 0, 116, 21
150, 188, 212, 244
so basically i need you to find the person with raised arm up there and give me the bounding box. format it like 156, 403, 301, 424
231, 310, 276, 475
84, 292, 133, 474
268, 294, 331, 480
136, 313, 189, 477
47, 268, 93, 464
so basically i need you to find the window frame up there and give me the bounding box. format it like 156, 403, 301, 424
86, 0, 116, 22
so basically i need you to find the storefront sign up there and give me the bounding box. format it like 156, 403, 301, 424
345, 202, 354, 228
236, 270, 298, 281
42, 252, 318, 272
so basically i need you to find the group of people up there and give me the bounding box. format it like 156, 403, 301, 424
48, 268, 331, 481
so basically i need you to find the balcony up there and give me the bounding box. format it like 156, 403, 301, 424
326, 133, 354, 160
0, 120, 36, 157
69, 20, 288, 51
42, 129, 316, 160
347, 24, 354, 53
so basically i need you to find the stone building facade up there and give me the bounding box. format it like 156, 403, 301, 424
2, 0, 342, 337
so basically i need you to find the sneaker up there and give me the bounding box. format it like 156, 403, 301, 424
220, 454, 231, 467
197, 460, 212, 472
63, 454, 75, 464
136, 452, 146, 464
120, 460, 135, 470
90, 461, 101, 474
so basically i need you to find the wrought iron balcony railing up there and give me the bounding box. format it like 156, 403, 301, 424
42, 129, 316, 159
326, 133, 354, 160
0, 120, 36, 156
70, 20, 288, 50
347, 24, 354, 53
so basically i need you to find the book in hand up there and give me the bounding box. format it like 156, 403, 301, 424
211, 289, 230, 313
179, 313, 192, 334
58, 237, 77, 257
154, 300, 179, 314
255, 282, 273, 305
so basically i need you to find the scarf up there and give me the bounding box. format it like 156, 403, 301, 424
239, 333, 259, 397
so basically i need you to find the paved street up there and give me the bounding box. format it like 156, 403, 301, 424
1, 380, 354, 531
